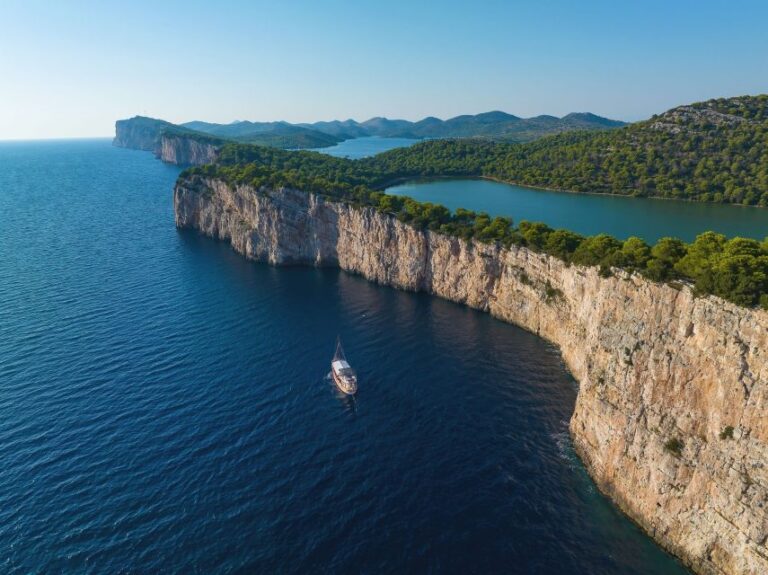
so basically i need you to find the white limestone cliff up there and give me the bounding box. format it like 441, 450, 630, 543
175, 177, 768, 575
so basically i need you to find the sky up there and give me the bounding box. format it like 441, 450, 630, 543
1, 0, 767, 139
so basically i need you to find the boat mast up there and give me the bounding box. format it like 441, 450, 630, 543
334, 336, 345, 361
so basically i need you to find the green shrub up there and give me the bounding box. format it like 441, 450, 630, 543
664, 437, 684, 456
545, 282, 564, 302
619, 236, 652, 271
719, 426, 734, 440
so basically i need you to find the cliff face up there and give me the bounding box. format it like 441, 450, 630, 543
156, 134, 218, 166
175, 177, 768, 575
113, 118, 218, 166
113, 118, 162, 151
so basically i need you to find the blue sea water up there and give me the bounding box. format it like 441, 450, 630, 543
0, 139, 688, 574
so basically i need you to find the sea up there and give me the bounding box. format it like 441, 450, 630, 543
0, 138, 689, 574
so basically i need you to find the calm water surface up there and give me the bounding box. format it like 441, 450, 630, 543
314, 136, 420, 158
388, 178, 768, 242
0, 139, 688, 574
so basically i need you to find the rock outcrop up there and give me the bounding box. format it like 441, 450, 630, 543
113, 117, 219, 166
157, 134, 218, 166
113, 117, 166, 152
175, 177, 768, 575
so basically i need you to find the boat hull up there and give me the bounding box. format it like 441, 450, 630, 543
332, 371, 357, 395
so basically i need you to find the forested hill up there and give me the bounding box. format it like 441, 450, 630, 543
180, 120, 341, 148
115, 108, 625, 152
114, 116, 342, 151
193, 95, 768, 206
296, 110, 625, 142
125, 95, 768, 207
478, 94, 768, 205
182, 110, 625, 144
355, 95, 767, 206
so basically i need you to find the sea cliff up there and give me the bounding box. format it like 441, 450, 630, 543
113, 118, 218, 166
175, 176, 768, 575
156, 134, 218, 166
113, 117, 160, 151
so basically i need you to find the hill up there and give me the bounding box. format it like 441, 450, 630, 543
180, 120, 342, 148
362, 95, 768, 206
118, 96, 768, 208
114, 116, 341, 152
114, 115, 223, 146
172, 95, 768, 208
479, 94, 768, 205
297, 110, 625, 142
114, 107, 626, 154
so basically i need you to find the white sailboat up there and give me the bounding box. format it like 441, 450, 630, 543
331, 337, 358, 395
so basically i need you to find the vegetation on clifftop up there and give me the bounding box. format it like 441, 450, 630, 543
180, 95, 768, 310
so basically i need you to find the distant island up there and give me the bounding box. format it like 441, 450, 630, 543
114, 109, 626, 153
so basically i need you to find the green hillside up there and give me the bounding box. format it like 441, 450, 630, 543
179, 95, 768, 310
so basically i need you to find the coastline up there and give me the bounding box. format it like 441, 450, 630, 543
380, 174, 768, 210
174, 178, 768, 575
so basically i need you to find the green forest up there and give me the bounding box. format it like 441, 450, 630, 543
181, 95, 768, 310
368, 95, 768, 205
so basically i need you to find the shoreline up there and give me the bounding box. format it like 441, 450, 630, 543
175, 179, 768, 575
379, 173, 768, 210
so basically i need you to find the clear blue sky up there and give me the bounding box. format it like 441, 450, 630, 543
1, 0, 767, 139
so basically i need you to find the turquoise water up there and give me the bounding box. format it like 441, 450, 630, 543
0, 139, 688, 574
314, 136, 420, 158
387, 178, 768, 243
